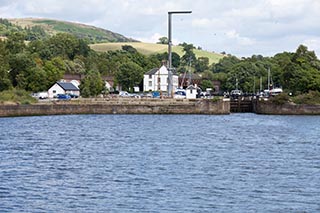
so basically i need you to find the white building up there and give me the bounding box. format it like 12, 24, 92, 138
143, 65, 179, 92
48, 82, 80, 98
186, 85, 197, 99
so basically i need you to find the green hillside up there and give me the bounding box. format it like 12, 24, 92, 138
7, 18, 136, 43
90, 42, 224, 65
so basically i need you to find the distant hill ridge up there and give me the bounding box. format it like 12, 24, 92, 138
6, 18, 137, 43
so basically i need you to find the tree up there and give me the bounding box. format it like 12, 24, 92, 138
195, 57, 209, 72
8, 53, 35, 87
44, 33, 80, 60
43, 58, 65, 88
180, 42, 196, 66
200, 79, 214, 91
5, 32, 26, 54
213, 55, 240, 73
116, 61, 143, 92
0, 41, 12, 91
79, 70, 104, 97
157, 37, 168, 44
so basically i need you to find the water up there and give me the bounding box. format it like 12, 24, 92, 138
0, 114, 320, 212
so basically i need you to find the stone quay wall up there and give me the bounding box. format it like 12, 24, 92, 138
0, 98, 230, 117
255, 101, 320, 115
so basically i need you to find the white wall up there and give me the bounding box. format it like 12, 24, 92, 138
48, 83, 65, 98
186, 88, 197, 99
143, 65, 178, 92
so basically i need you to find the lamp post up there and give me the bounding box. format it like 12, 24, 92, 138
168, 10, 192, 97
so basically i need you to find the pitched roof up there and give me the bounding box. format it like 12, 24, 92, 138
56, 82, 79, 91
145, 68, 158, 75
145, 66, 178, 75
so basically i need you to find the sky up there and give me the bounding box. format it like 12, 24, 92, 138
1, 0, 320, 57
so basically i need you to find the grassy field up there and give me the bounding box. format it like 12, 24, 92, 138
90, 42, 224, 65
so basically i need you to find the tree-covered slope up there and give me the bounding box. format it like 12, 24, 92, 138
1, 18, 136, 43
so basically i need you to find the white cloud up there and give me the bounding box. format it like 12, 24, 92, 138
138, 33, 164, 43
1, 0, 320, 57
226, 30, 255, 46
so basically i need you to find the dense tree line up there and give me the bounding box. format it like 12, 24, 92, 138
1, 28, 320, 98
0, 31, 163, 96
211, 45, 320, 94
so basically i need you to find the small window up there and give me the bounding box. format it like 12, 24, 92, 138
149, 81, 152, 86
149, 74, 152, 79
53, 90, 56, 94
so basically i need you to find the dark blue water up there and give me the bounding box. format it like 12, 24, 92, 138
0, 114, 320, 212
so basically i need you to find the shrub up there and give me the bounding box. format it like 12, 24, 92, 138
269, 93, 290, 105
292, 91, 320, 105
0, 89, 37, 104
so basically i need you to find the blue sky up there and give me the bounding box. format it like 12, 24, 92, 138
1, 0, 320, 57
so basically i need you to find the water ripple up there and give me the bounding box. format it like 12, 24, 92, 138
0, 114, 319, 212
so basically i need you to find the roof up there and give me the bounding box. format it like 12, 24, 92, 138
145, 67, 178, 75
145, 68, 158, 75
186, 85, 197, 90
56, 82, 79, 91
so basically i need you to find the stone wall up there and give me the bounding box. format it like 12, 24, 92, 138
255, 101, 320, 115
0, 99, 230, 117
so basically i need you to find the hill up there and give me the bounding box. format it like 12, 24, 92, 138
90, 42, 224, 65
6, 18, 136, 43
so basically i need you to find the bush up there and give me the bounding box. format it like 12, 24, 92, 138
269, 93, 291, 105
292, 91, 320, 105
0, 89, 37, 104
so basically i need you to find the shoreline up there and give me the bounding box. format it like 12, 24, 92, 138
1, 98, 320, 117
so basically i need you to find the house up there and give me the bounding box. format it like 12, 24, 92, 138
186, 85, 197, 99
61, 74, 119, 92
48, 82, 80, 98
143, 64, 179, 92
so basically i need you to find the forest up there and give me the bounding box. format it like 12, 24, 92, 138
1, 18, 320, 101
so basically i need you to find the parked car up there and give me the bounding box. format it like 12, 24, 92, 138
119, 91, 140, 98
32, 92, 48, 99
174, 89, 186, 99
67, 93, 79, 98
57, 94, 71, 100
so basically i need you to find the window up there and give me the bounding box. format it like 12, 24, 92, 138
149, 74, 152, 79
53, 90, 56, 94
149, 81, 152, 86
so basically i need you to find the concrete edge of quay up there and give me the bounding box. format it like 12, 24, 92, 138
0, 98, 230, 117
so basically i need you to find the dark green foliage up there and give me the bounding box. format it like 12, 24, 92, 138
292, 91, 320, 105
269, 93, 290, 105
195, 57, 209, 72
122, 45, 138, 54
116, 61, 144, 92
157, 37, 168, 44
79, 70, 104, 97
180, 42, 196, 66
0, 41, 12, 91
200, 79, 214, 91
